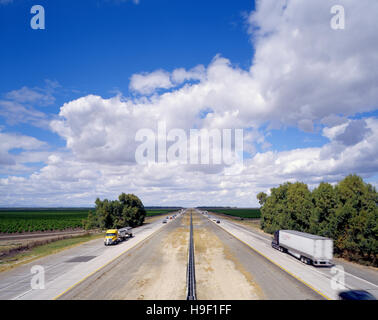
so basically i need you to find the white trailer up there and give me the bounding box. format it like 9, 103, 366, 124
272, 230, 333, 266
118, 227, 133, 240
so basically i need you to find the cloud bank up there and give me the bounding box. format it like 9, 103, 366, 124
1, 0, 378, 206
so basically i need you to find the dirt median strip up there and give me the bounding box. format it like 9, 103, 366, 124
117, 225, 189, 300
61, 214, 190, 300
192, 212, 263, 300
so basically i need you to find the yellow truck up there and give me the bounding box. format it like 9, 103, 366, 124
104, 227, 133, 246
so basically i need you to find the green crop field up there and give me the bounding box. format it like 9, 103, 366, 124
0, 208, 179, 233
206, 208, 261, 219
145, 209, 177, 216
0, 209, 89, 233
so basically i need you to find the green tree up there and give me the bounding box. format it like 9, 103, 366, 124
310, 182, 337, 236
119, 193, 146, 227
257, 174, 377, 266
93, 198, 113, 229
259, 183, 290, 233
333, 175, 377, 264
286, 182, 314, 232
257, 192, 267, 206
83, 210, 98, 230
85, 193, 147, 230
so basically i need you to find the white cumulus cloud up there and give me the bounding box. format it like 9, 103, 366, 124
1, 0, 378, 206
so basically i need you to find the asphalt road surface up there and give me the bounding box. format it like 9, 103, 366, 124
0, 217, 167, 300
59, 210, 322, 300
192, 211, 322, 299
206, 212, 378, 299
1, 209, 375, 300
60, 213, 189, 300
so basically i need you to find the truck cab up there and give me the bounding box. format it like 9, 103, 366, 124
271, 230, 285, 252
104, 229, 119, 246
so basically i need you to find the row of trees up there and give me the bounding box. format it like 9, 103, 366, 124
84, 193, 146, 230
257, 175, 377, 266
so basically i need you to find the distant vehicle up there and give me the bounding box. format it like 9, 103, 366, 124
216, 220, 220, 224
104, 227, 132, 246
162, 220, 167, 224
338, 290, 376, 300
272, 230, 333, 266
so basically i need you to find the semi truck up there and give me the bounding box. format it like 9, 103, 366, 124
104, 227, 133, 246
271, 230, 333, 266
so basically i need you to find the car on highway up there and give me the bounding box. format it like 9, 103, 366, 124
162, 220, 167, 224
338, 290, 376, 300
216, 220, 220, 223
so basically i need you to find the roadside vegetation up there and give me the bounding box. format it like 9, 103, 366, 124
0, 232, 104, 273
83, 193, 146, 229
0, 209, 88, 233
0, 208, 176, 235
0, 195, 174, 272
203, 208, 261, 219
257, 174, 378, 266
145, 209, 178, 216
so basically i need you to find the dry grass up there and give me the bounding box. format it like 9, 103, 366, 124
0, 232, 104, 273
193, 211, 263, 300
112, 216, 189, 300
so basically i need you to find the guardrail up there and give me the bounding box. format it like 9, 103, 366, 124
186, 212, 197, 300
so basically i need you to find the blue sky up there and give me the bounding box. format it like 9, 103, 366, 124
1, 0, 255, 156
1, 0, 253, 96
0, 0, 377, 207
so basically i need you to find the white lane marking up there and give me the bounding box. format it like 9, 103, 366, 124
223, 221, 272, 243
13, 218, 172, 300
341, 270, 378, 288
11, 288, 33, 300
221, 218, 378, 290
3, 220, 161, 298
0, 239, 104, 291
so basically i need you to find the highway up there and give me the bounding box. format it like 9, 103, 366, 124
0, 209, 376, 300
216, 218, 378, 287
206, 213, 378, 300
59, 212, 189, 300
59, 209, 322, 300
0, 217, 169, 300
